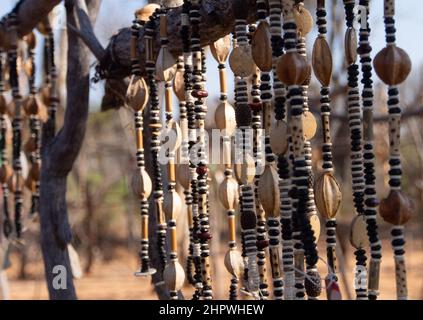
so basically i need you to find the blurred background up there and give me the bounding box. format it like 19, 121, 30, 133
1, 0, 423, 300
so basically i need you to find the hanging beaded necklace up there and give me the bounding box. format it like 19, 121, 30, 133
144, 9, 168, 277
6, 14, 24, 240
312, 0, 342, 300
374, 0, 412, 301
128, 4, 157, 278
0, 45, 12, 238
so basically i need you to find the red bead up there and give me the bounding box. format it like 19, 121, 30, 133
196, 166, 208, 175
192, 90, 209, 99
198, 232, 212, 241
256, 239, 269, 250
249, 102, 262, 112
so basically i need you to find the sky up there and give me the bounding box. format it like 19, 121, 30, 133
1, 0, 423, 114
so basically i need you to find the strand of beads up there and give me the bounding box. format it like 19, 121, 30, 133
128, 4, 157, 278
374, 0, 412, 301
230, 0, 259, 298
0, 47, 12, 238
158, 2, 186, 300
343, 0, 382, 300
212, 33, 243, 299
190, 0, 213, 300
145, 10, 168, 277
312, 0, 342, 300
278, 0, 319, 300
249, 20, 270, 299
251, 0, 271, 299
22, 32, 42, 218
350, 0, 374, 300
6, 14, 24, 240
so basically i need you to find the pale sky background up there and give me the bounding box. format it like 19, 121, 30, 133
1, 0, 422, 113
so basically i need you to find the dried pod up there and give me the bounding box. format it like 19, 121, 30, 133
0, 164, 13, 184
379, 190, 413, 225
270, 121, 288, 155
374, 45, 412, 85
163, 260, 186, 292
312, 36, 332, 86
173, 69, 185, 101
251, 21, 273, 72
302, 111, 317, 140
240, 208, 257, 231
215, 101, 236, 136
177, 164, 190, 190
314, 172, 342, 219
234, 153, 255, 185
276, 52, 309, 86
135, 4, 160, 22
7, 174, 24, 193
0, 94, 7, 114
36, 19, 50, 36
350, 215, 369, 249
258, 165, 280, 218
161, 120, 182, 153
309, 214, 321, 242
24, 59, 34, 78
164, 189, 182, 221
25, 175, 37, 192
229, 45, 256, 78
210, 35, 231, 64
162, 0, 183, 8
24, 32, 37, 50
156, 47, 177, 82
24, 137, 37, 155
294, 5, 314, 36
126, 76, 149, 112
39, 85, 51, 106
23, 96, 40, 116
344, 27, 358, 65
131, 168, 152, 199
218, 176, 239, 210
29, 162, 41, 181
224, 249, 244, 277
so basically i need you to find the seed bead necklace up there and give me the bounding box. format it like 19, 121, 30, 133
312, 0, 343, 300
374, 0, 412, 300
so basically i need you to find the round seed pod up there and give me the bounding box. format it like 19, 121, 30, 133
177, 164, 190, 190
164, 189, 182, 221
234, 153, 255, 185
131, 168, 152, 199
251, 21, 273, 72
28, 162, 41, 181
39, 85, 51, 106
36, 19, 50, 36
210, 34, 231, 64
294, 5, 314, 37
305, 269, 322, 298
173, 69, 185, 101
7, 174, 24, 193
314, 172, 342, 219
0, 164, 13, 184
161, 120, 182, 154
258, 165, 280, 218
344, 27, 358, 65
379, 190, 413, 226
350, 215, 369, 249
0, 94, 7, 114
24, 32, 37, 50
240, 208, 257, 231
135, 3, 160, 22
312, 36, 332, 87
163, 260, 186, 293
224, 249, 244, 277
23, 96, 41, 116
270, 121, 288, 156
235, 102, 252, 128
218, 176, 239, 210
229, 46, 256, 78
215, 101, 236, 136
374, 45, 412, 85
126, 76, 149, 112
309, 214, 321, 242
276, 52, 309, 86
156, 47, 177, 82
24, 137, 37, 155
302, 111, 317, 140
